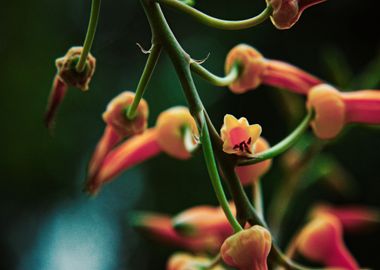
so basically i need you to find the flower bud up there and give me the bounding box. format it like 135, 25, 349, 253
172, 202, 235, 239
103, 91, 149, 137
55, 46, 96, 91
130, 212, 222, 253
156, 106, 199, 159
220, 114, 262, 158
167, 253, 226, 270
225, 44, 321, 94
235, 137, 272, 185
267, 0, 327, 30
221, 225, 272, 270
296, 214, 359, 270
307, 84, 346, 139
44, 76, 68, 130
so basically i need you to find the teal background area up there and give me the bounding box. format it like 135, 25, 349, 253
1, 0, 380, 269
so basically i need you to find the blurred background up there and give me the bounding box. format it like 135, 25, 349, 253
1, 0, 380, 269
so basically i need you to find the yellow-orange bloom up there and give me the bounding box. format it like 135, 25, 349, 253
103, 91, 149, 137
221, 225, 272, 270
235, 137, 272, 185
220, 114, 262, 157
225, 44, 321, 94
295, 214, 359, 270
167, 253, 226, 270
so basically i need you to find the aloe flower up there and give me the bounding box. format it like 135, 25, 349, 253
221, 225, 272, 270
225, 44, 321, 94
44, 76, 68, 129
220, 114, 262, 157
267, 0, 327, 30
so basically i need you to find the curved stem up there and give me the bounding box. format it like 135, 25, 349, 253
201, 114, 243, 233
76, 0, 101, 72
190, 61, 240, 87
158, 0, 272, 30
238, 110, 314, 166
127, 44, 163, 119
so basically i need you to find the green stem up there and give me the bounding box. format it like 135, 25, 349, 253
127, 44, 162, 119
76, 0, 101, 72
201, 114, 243, 233
238, 110, 314, 166
253, 181, 264, 219
158, 0, 272, 30
190, 61, 240, 87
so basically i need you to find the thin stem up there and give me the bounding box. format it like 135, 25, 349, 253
238, 110, 314, 166
158, 0, 272, 30
253, 181, 264, 219
190, 61, 240, 87
127, 44, 163, 119
76, 0, 101, 72
201, 114, 243, 233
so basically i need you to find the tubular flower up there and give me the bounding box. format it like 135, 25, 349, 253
310, 204, 380, 233
85, 107, 199, 194
221, 225, 272, 270
220, 114, 262, 157
167, 253, 226, 270
295, 214, 359, 270
235, 137, 272, 185
307, 84, 380, 139
44, 76, 68, 130
225, 44, 321, 94
172, 202, 235, 239
267, 0, 327, 30
156, 106, 199, 159
130, 212, 222, 253
103, 91, 149, 137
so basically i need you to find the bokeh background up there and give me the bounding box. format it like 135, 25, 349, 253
1, 0, 380, 269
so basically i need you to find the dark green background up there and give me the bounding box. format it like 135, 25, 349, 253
1, 0, 380, 269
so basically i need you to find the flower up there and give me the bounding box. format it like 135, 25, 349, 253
267, 0, 327, 30
167, 253, 226, 270
102, 91, 149, 137
235, 137, 272, 185
220, 114, 262, 157
295, 214, 359, 270
225, 44, 321, 94
130, 212, 222, 253
307, 84, 380, 139
172, 202, 235, 240
221, 225, 272, 270
44, 76, 68, 130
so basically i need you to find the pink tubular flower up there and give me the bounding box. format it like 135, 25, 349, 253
221, 225, 272, 270
172, 202, 235, 240
225, 44, 321, 94
44, 76, 68, 130
167, 253, 226, 270
130, 212, 222, 253
307, 84, 380, 139
295, 214, 359, 270
267, 0, 327, 30
85, 106, 199, 194
235, 137, 272, 185
220, 114, 262, 158
310, 204, 380, 233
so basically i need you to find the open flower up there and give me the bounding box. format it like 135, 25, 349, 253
225, 44, 321, 94
294, 214, 359, 270
167, 253, 226, 270
221, 225, 272, 270
235, 137, 272, 185
267, 0, 327, 30
307, 84, 380, 139
220, 114, 262, 157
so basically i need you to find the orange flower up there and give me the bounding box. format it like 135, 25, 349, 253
220, 114, 262, 157
167, 253, 226, 270
307, 84, 380, 139
235, 137, 272, 185
225, 44, 321, 94
130, 212, 222, 253
295, 214, 359, 270
102, 91, 149, 137
267, 0, 327, 30
221, 225, 272, 270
